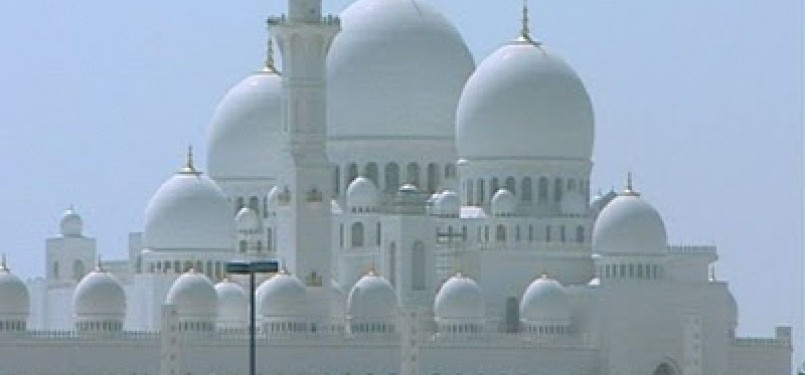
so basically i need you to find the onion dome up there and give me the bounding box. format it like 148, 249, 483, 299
207, 38, 282, 181
491, 189, 516, 216
592, 176, 667, 255
214, 279, 247, 326
143, 148, 234, 252
456, 29, 593, 161
347, 271, 397, 321
60, 206, 83, 237
0, 257, 30, 322
434, 273, 485, 322
346, 177, 379, 212
256, 271, 308, 319
235, 207, 261, 232
73, 265, 126, 330
165, 270, 217, 324
520, 275, 571, 327
327, 0, 474, 140
433, 190, 460, 217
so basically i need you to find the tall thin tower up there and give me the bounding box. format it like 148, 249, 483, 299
269, 1, 340, 287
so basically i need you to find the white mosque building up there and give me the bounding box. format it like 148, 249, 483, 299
0, 0, 793, 374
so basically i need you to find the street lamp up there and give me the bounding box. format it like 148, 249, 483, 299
226, 260, 279, 375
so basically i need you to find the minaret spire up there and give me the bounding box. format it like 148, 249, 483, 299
262, 34, 278, 74
179, 145, 199, 175
621, 172, 640, 196
521, 0, 531, 40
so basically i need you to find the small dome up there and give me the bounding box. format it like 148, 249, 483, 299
166, 270, 217, 319
235, 207, 261, 232
60, 207, 83, 237
346, 177, 379, 210
73, 269, 126, 321
434, 273, 484, 321
433, 190, 460, 217
0, 263, 29, 318
327, 0, 474, 140
143, 158, 234, 252
592, 190, 667, 255
256, 272, 308, 318
520, 275, 570, 325
207, 71, 283, 180
347, 272, 397, 320
457, 40, 593, 160
215, 279, 247, 324
491, 189, 516, 216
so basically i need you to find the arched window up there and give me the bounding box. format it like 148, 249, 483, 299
505, 177, 516, 194
576, 226, 585, 243
491, 178, 500, 198
376, 222, 382, 246
388, 242, 397, 287
538, 177, 549, 202
365, 162, 379, 187
411, 241, 426, 291
545, 225, 552, 242
444, 164, 456, 179
477, 179, 485, 204
256, 241, 262, 253
426, 163, 439, 193
333, 166, 341, 195
249, 196, 259, 212
239, 240, 247, 253
553, 178, 563, 203
528, 225, 534, 242
347, 163, 359, 190
568, 179, 576, 191
496, 225, 507, 242
521, 177, 532, 201
505, 297, 519, 333
515, 226, 521, 241
267, 228, 273, 251
384, 162, 400, 192
466, 180, 474, 206
236, 197, 245, 214
53, 261, 59, 279
406, 162, 420, 187
339, 224, 344, 248
560, 226, 566, 242
351, 222, 365, 248
73, 260, 85, 282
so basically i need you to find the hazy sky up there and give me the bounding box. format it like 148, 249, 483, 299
0, 0, 801, 366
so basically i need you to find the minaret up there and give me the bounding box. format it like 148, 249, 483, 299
268, 1, 340, 287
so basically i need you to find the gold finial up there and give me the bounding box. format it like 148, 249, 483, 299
621, 172, 640, 196
262, 35, 279, 74
179, 145, 200, 175
521, 0, 531, 40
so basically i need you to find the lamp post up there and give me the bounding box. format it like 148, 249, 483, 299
226, 260, 278, 375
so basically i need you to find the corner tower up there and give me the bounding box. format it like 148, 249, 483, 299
268, 1, 340, 286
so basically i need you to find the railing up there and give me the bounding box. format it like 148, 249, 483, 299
668, 245, 717, 254
734, 337, 791, 348
267, 14, 341, 26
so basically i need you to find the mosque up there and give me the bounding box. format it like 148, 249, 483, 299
0, 0, 793, 374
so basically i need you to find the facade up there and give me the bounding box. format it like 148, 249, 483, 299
0, 0, 792, 374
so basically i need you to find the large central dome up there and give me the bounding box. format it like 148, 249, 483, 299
327, 0, 475, 140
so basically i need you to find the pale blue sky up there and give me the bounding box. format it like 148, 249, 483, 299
0, 0, 801, 366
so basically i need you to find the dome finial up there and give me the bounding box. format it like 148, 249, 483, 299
521, 0, 531, 40
621, 172, 640, 196
262, 33, 279, 74
179, 145, 200, 175
0, 253, 7, 272
95, 255, 103, 272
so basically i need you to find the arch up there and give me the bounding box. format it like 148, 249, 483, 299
653, 363, 677, 375
376, 222, 382, 246
575, 225, 585, 243
491, 178, 500, 198
248, 196, 259, 212
267, 228, 273, 251
388, 242, 397, 287
411, 241, 426, 291
466, 180, 474, 206
444, 164, 456, 179
477, 179, 485, 204
351, 222, 365, 248
53, 261, 59, 279
73, 260, 85, 282
236, 197, 245, 214
495, 225, 507, 242
239, 240, 247, 253
347, 163, 359, 190
521, 177, 532, 201
426, 163, 439, 193
384, 162, 400, 192
365, 162, 379, 187
406, 162, 420, 188
553, 178, 563, 203
545, 225, 552, 242
333, 165, 341, 195
505, 176, 516, 194
560, 225, 566, 242
538, 177, 549, 202
339, 223, 344, 249
567, 178, 576, 191
505, 296, 519, 333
